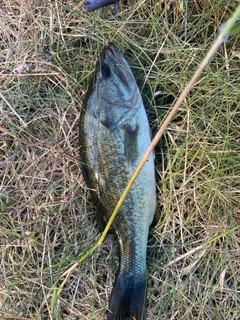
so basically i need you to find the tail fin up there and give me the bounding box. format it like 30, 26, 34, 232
107, 273, 147, 320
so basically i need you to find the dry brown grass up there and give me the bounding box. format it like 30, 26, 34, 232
0, 0, 240, 319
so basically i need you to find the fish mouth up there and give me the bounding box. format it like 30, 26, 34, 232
107, 42, 120, 58
102, 42, 123, 64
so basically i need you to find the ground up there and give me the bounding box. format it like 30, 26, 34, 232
0, 1, 239, 319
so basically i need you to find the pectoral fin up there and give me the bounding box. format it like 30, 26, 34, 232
123, 124, 139, 164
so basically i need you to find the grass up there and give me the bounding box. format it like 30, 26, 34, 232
0, 0, 240, 319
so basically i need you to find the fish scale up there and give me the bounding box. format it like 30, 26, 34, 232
79, 43, 157, 320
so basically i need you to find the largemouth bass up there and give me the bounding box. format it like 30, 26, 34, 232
79, 43, 157, 320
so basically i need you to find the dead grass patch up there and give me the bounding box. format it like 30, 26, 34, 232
0, 0, 239, 319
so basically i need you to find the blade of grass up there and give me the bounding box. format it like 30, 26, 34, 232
0, 93, 27, 127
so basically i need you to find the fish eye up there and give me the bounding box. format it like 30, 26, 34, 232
101, 64, 111, 78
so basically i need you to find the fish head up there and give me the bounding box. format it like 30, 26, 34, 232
83, 43, 142, 129
100, 43, 137, 100
94, 43, 139, 105
98, 42, 135, 87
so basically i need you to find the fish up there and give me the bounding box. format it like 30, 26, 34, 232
81, 0, 119, 12
79, 42, 157, 320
